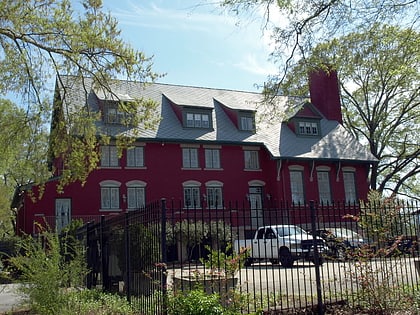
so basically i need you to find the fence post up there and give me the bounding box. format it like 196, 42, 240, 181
125, 212, 131, 303
310, 200, 324, 315
86, 221, 93, 289
161, 198, 168, 315
99, 215, 109, 291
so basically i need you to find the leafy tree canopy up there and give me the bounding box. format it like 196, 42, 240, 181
0, 0, 161, 234
0, 0, 160, 190
219, 0, 418, 85
273, 24, 420, 199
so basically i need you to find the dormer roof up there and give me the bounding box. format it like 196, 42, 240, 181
53, 76, 377, 163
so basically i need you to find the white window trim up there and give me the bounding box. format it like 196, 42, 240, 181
126, 145, 145, 168
182, 147, 200, 169
183, 180, 202, 209
244, 150, 260, 170
205, 181, 224, 209
99, 180, 121, 211
342, 169, 358, 204
125, 181, 147, 210
100, 145, 120, 168
248, 180, 266, 186
289, 170, 305, 205
204, 148, 221, 169
316, 170, 332, 204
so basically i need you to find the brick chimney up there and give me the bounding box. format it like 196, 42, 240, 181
309, 69, 343, 124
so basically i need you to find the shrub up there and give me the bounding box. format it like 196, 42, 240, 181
63, 289, 136, 315
167, 288, 239, 315
7, 227, 88, 314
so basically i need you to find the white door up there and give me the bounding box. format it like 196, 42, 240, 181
249, 187, 263, 228
55, 198, 71, 233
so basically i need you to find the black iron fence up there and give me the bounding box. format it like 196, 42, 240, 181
75, 199, 420, 314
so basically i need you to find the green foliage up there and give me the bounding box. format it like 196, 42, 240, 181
221, 1, 417, 87
0, 0, 161, 192
62, 289, 136, 315
113, 223, 161, 272
168, 288, 240, 315
8, 229, 88, 314
201, 243, 249, 277
358, 191, 415, 247
275, 24, 419, 198
174, 219, 209, 246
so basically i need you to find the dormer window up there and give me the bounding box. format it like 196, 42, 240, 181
184, 110, 211, 129
297, 120, 319, 136
104, 101, 135, 125
239, 112, 255, 131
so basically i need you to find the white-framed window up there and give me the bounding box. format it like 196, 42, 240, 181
127, 146, 144, 167
343, 170, 357, 204
126, 180, 146, 210
289, 170, 305, 204
317, 170, 332, 204
182, 147, 199, 168
205, 148, 220, 169
206, 181, 223, 209
297, 121, 319, 136
100, 180, 121, 210
101, 145, 119, 167
104, 101, 134, 125
240, 115, 254, 131
183, 181, 201, 208
186, 112, 210, 128
244, 150, 259, 170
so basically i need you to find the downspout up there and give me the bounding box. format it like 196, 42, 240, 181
310, 160, 315, 182
336, 161, 341, 182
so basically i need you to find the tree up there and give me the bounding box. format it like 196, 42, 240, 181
274, 24, 420, 199
220, 0, 419, 86
0, 99, 50, 235
0, 0, 160, 190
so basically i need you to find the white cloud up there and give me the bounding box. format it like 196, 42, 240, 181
234, 53, 277, 76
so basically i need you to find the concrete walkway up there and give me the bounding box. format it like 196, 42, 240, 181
0, 284, 26, 314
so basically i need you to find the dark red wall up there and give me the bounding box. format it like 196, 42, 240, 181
17, 141, 370, 235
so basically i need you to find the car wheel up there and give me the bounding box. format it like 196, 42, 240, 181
279, 248, 294, 268
244, 257, 253, 267
312, 257, 324, 266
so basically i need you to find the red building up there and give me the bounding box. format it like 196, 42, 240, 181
13, 70, 377, 235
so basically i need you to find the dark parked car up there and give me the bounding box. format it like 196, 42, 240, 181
311, 227, 367, 260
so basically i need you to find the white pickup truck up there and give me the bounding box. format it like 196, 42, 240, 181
235, 225, 326, 268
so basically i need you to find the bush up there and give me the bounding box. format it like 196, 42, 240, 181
63, 289, 136, 315
168, 288, 239, 315
7, 228, 88, 314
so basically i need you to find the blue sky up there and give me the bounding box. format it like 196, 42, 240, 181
102, 0, 277, 92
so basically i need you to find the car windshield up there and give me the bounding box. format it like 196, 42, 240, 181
276, 226, 306, 237
331, 228, 361, 239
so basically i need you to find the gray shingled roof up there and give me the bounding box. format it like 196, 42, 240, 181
57, 76, 377, 163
